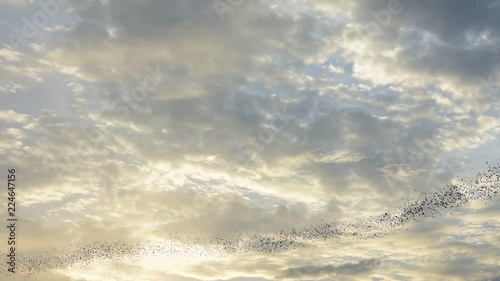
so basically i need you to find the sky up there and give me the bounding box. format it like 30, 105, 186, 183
0, 0, 500, 280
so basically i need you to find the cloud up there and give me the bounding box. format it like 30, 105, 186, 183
0, 110, 29, 123
280, 258, 381, 278
0, 0, 499, 280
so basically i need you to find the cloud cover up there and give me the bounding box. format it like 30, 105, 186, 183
0, 0, 499, 280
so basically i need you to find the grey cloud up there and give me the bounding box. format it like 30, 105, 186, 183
345, 0, 499, 42
1, 1, 499, 279
381, 0, 498, 80
280, 258, 381, 278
